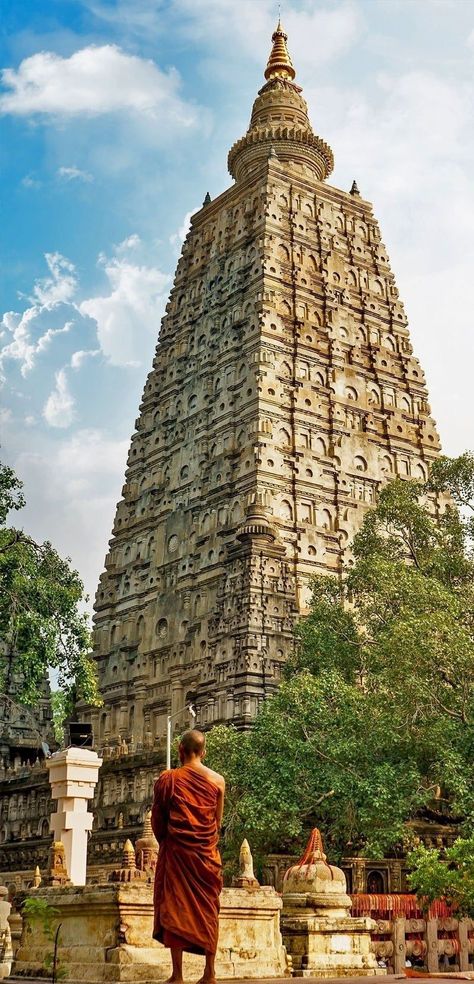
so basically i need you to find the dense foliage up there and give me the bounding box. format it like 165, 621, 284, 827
0, 461, 100, 710
206, 454, 474, 867
408, 835, 474, 917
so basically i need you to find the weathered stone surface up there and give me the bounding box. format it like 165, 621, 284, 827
281, 830, 382, 977
46, 747, 102, 886
233, 838, 259, 888
14, 883, 290, 981
77, 21, 441, 769
0, 886, 12, 979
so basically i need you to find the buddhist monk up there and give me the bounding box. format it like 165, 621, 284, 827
151, 729, 225, 984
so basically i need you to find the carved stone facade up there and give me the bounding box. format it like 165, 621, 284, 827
0, 24, 445, 886
0, 683, 54, 775
79, 23, 440, 751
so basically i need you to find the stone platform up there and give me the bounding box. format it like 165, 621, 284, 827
14, 882, 290, 982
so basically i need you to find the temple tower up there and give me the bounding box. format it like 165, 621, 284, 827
82, 24, 441, 746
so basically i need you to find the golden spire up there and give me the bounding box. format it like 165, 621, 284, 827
264, 20, 296, 83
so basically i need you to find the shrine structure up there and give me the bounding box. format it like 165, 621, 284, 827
79, 21, 440, 749
0, 22, 444, 889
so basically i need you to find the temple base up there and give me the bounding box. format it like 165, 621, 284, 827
14, 883, 291, 982
282, 913, 383, 978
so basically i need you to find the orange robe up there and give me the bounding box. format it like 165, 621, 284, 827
151, 765, 222, 955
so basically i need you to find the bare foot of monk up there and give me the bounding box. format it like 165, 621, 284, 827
165, 976, 184, 984
195, 977, 216, 984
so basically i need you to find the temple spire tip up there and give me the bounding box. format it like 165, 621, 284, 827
264, 18, 296, 83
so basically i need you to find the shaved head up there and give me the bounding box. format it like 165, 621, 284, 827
179, 729, 206, 759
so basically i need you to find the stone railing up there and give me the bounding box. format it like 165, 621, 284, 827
351, 894, 474, 975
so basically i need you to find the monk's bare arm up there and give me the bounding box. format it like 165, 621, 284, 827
151, 774, 169, 843
216, 780, 225, 833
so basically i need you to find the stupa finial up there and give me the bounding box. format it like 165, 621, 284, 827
264, 20, 296, 82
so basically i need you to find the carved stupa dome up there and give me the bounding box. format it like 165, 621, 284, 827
228, 21, 334, 182
283, 828, 351, 914
236, 502, 278, 543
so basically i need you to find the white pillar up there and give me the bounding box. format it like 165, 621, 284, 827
46, 747, 102, 886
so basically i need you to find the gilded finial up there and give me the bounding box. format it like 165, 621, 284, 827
264, 19, 296, 83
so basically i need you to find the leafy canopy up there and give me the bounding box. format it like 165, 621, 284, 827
206, 454, 474, 866
0, 461, 101, 709
408, 835, 474, 917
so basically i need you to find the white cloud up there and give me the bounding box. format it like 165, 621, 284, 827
115, 233, 141, 252
30, 252, 77, 306
0, 45, 198, 127
174, 0, 362, 72
54, 428, 129, 494
305, 65, 474, 458
12, 429, 129, 600
467, 28, 474, 49
0, 254, 81, 378
1, 242, 170, 386
70, 348, 100, 369
21, 174, 41, 189
80, 250, 170, 366
169, 207, 199, 254
279, 3, 363, 70
43, 368, 76, 428
57, 165, 93, 182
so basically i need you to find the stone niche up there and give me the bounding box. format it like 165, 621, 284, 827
14, 882, 290, 982
281, 829, 383, 978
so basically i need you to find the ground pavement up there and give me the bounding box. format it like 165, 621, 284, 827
8, 976, 474, 984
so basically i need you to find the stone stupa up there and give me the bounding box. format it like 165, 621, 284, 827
281, 829, 382, 976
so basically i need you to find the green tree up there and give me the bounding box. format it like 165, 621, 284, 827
408, 836, 474, 917
0, 461, 101, 710
206, 454, 474, 864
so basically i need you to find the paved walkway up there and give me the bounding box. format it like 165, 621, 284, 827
8, 976, 474, 984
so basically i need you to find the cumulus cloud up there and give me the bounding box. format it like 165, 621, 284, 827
1, 240, 170, 391
70, 348, 100, 369
30, 252, 77, 306
80, 249, 170, 366
115, 233, 141, 252
0, 254, 82, 378
57, 165, 93, 182
0, 45, 198, 127
43, 368, 76, 428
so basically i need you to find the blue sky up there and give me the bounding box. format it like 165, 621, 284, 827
1, 0, 474, 604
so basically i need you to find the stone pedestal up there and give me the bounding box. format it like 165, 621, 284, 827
281, 909, 379, 977
281, 829, 383, 978
46, 748, 102, 886
14, 883, 290, 982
